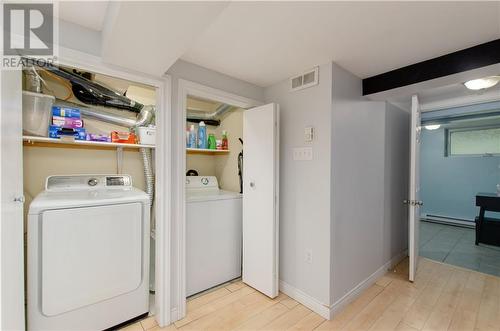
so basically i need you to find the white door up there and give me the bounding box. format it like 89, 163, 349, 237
0, 70, 25, 329
242, 103, 279, 298
408, 95, 422, 282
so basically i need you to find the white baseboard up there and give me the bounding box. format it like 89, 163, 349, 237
279, 280, 330, 319
328, 249, 407, 319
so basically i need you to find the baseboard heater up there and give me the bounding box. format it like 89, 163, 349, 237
422, 214, 475, 228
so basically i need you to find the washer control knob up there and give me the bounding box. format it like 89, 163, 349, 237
88, 178, 98, 186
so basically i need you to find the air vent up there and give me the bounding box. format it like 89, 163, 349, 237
290, 67, 319, 92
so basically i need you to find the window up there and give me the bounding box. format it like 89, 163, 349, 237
447, 127, 500, 156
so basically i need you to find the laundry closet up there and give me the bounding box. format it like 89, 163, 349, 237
16, 60, 162, 330
184, 96, 245, 297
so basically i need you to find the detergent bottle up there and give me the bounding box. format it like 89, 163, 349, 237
188, 124, 196, 148
197, 121, 207, 149
221, 130, 229, 150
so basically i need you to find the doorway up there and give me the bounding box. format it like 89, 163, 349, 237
173, 80, 280, 321
403, 79, 500, 281
0, 55, 171, 330
419, 102, 500, 276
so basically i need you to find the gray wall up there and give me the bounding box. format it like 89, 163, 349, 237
420, 127, 500, 221
167, 59, 265, 312
330, 63, 408, 304
264, 62, 333, 305
383, 102, 409, 264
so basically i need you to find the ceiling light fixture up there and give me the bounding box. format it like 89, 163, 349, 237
424, 124, 441, 130
464, 76, 500, 90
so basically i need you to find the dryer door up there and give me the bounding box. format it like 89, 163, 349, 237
40, 203, 143, 316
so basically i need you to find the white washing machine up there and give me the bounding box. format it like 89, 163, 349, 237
186, 176, 242, 296
28, 175, 150, 330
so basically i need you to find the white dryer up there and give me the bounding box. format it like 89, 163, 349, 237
28, 175, 150, 330
186, 176, 242, 296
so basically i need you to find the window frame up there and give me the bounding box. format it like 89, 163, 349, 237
445, 125, 500, 157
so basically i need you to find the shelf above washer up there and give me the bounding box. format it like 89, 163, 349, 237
186, 148, 230, 155
23, 136, 155, 151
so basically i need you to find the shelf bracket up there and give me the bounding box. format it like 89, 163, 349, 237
116, 147, 124, 174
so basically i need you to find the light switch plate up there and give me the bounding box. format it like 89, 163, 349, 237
304, 127, 314, 142
293, 147, 313, 161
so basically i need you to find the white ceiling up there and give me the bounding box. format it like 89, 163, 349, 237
56, 1, 500, 88
182, 1, 500, 86
100, 1, 228, 76
58, 1, 109, 31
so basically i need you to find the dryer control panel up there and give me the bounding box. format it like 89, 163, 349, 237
46, 175, 133, 191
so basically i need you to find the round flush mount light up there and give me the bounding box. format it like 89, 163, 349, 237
464, 76, 500, 90
424, 124, 441, 130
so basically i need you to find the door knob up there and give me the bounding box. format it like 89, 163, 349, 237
13, 196, 25, 203
403, 200, 409, 205
417, 201, 424, 206
249, 181, 255, 188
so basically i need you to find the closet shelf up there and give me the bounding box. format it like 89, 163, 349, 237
23, 136, 155, 150
187, 148, 230, 155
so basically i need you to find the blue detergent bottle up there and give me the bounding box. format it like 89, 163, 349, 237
188, 124, 196, 148
197, 121, 207, 149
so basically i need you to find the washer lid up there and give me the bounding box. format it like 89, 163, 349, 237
187, 189, 242, 202
29, 187, 149, 214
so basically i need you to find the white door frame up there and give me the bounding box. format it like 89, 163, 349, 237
1, 46, 172, 328
173, 79, 262, 320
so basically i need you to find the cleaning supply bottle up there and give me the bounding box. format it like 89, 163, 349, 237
208, 133, 216, 150
197, 121, 207, 149
188, 124, 196, 148
222, 130, 229, 150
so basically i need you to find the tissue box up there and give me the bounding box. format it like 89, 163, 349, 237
49, 125, 86, 140
52, 106, 81, 118
52, 116, 84, 128
137, 126, 155, 145
111, 131, 136, 144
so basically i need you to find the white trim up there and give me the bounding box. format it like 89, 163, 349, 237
173, 79, 262, 321
328, 250, 407, 319
9, 45, 172, 328
170, 308, 179, 323
279, 280, 330, 319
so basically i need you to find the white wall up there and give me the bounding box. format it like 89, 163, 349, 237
167, 59, 265, 314
262, 62, 408, 316
264, 62, 333, 306
330, 63, 408, 306
59, 20, 102, 56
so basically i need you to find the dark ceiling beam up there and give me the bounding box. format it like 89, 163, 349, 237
362, 39, 500, 96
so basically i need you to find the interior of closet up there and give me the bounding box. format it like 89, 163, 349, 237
185, 95, 245, 298
21, 61, 159, 329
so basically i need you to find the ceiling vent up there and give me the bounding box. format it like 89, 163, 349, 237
290, 67, 319, 92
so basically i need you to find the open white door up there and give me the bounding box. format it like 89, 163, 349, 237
408, 95, 422, 282
242, 103, 279, 298
0, 70, 25, 329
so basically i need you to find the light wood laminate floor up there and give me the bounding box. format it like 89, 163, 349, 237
121, 258, 500, 331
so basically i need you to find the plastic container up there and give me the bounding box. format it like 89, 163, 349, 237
197, 121, 207, 149
138, 126, 156, 145
22, 91, 55, 136
207, 133, 216, 150
188, 124, 196, 148
222, 130, 229, 150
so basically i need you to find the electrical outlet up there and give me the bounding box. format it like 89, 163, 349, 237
293, 147, 313, 161
305, 249, 313, 264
